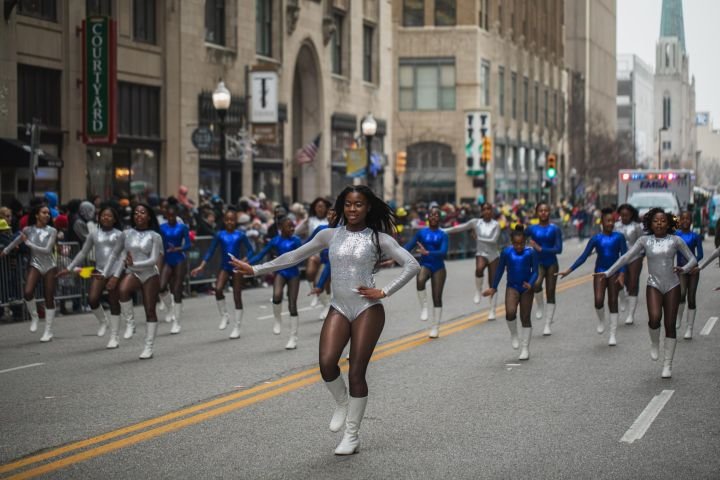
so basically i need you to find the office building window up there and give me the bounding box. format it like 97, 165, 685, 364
363, 24, 374, 83
663, 94, 671, 128
118, 83, 160, 139
205, 0, 225, 45
534, 82, 539, 123
87, 0, 112, 16
553, 91, 558, 128
18, 0, 57, 21
133, 0, 156, 44
17, 64, 61, 129
478, 0, 488, 29
331, 13, 344, 75
511, 72, 517, 119
480, 60, 490, 106
399, 59, 455, 111
498, 67, 505, 116
403, 0, 424, 27
256, 0, 272, 56
435, 0, 456, 26
523, 77, 528, 122
544, 89, 548, 127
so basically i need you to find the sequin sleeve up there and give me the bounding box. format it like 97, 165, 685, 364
442, 219, 477, 235
252, 228, 333, 276
378, 233, 420, 297
698, 245, 720, 271
605, 237, 645, 277
675, 235, 697, 272
67, 231, 95, 271
2, 228, 26, 255
130, 232, 163, 268
25, 227, 57, 254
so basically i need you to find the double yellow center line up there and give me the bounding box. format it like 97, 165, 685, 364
1, 275, 591, 479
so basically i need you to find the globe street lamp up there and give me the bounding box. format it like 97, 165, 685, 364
361, 113, 377, 185
212, 81, 231, 202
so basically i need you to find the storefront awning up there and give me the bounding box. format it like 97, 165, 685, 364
0, 138, 64, 168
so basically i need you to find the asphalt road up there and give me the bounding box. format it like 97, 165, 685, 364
1, 238, 719, 479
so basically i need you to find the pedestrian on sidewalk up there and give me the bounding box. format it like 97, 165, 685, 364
230, 185, 419, 455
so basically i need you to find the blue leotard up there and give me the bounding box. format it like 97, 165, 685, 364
675, 230, 703, 267
526, 223, 563, 267
569, 232, 628, 273
492, 246, 539, 293
160, 222, 191, 267
404, 228, 448, 274
203, 229, 255, 273
250, 234, 303, 279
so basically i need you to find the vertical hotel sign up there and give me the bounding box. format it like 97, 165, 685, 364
82, 16, 117, 144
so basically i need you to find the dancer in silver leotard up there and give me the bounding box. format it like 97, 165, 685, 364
62, 205, 125, 346
614, 204, 644, 324
603, 208, 696, 379
112, 203, 164, 360
1, 205, 58, 341
232, 185, 419, 456
444, 203, 501, 319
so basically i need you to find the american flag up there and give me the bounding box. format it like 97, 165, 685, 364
295, 134, 321, 165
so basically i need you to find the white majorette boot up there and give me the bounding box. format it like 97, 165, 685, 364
649, 327, 661, 361
535, 292, 545, 319
310, 281, 319, 307
40, 308, 55, 342
121, 300, 135, 339
325, 375, 348, 432
285, 315, 298, 349
25, 298, 40, 332
618, 289, 627, 312
518, 327, 532, 360
676, 303, 685, 331
92, 306, 108, 336
272, 303, 282, 335
334, 396, 368, 455
417, 289, 428, 321
661, 337, 677, 378
684, 309, 696, 339
625, 296, 638, 324
106, 314, 120, 349
229, 309, 244, 339
474, 277, 483, 304
318, 292, 330, 320
429, 307, 441, 338
216, 299, 229, 330
170, 302, 182, 334
506, 319, 519, 349
160, 291, 174, 323
487, 294, 498, 321
139, 322, 158, 359
595, 307, 606, 334
542, 304, 555, 336
608, 313, 618, 346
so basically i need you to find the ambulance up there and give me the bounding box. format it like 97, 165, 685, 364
617, 169, 695, 217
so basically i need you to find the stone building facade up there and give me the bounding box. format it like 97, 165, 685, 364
392, 0, 567, 205
617, 54, 655, 168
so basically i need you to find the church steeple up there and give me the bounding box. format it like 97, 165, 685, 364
660, 0, 686, 53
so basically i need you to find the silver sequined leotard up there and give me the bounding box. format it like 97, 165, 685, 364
605, 235, 697, 294
3, 225, 57, 274
115, 229, 163, 283
253, 226, 420, 321
67, 228, 125, 277
444, 218, 500, 261
614, 220, 644, 262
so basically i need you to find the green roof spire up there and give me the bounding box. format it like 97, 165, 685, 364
660, 0, 686, 52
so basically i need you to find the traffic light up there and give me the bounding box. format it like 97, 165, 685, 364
481, 136, 492, 163
396, 151, 407, 175
546, 154, 557, 179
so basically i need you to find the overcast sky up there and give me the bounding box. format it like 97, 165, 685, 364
617, 0, 720, 127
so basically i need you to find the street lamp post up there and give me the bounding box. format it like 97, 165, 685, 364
212, 81, 231, 202
657, 126, 667, 169
361, 113, 377, 187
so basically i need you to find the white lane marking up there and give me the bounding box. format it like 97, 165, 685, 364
700, 316, 718, 336
0, 362, 45, 375
257, 306, 318, 320
620, 390, 674, 444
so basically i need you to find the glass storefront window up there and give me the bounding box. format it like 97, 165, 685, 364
88, 146, 158, 202
199, 167, 221, 199
254, 166, 283, 204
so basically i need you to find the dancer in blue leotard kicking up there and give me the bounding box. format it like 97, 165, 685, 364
403, 206, 448, 338
192, 208, 255, 339
159, 204, 191, 333
249, 216, 303, 349
559, 208, 627, 346
483, 226, 539, 360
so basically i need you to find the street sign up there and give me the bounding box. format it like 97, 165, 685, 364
250, 71, 278, 124
191, 126, 214, 151
82, 16, 117, 145
465, 111, 491, 176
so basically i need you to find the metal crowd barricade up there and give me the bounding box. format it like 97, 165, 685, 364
186, 235, 221, 291
0, 251, 25, 318
54, 241, 88, 306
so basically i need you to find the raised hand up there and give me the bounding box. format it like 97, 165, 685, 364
416, 242, 429, 256
230, 257, 253, 276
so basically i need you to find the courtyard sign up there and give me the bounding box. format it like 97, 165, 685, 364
82, 16, 117, 145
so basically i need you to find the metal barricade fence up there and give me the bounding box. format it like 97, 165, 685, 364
186, 235, 222, 290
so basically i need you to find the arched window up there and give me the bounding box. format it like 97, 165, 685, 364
663, 93, 671, 128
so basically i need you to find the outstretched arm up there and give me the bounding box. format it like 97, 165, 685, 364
491, 251, 507, 290
442, 219, 476, 235
202, 233, 221, 263
605, 240, 644, 277
252, 229, 333, 276
698, 245, 720, 271
66, 233, 95, 271
568, 237, 596, 272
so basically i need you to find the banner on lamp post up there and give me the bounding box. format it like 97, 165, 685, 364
82, 16, 117, 145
